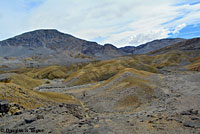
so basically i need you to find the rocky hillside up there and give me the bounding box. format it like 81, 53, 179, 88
0, 29, 198, 70
0, 29, 187, 58
0, 29, 124, 58
149, 37, 200, 56
120, 38, 185, 54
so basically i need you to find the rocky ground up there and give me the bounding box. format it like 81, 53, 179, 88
0, 68, 200, 134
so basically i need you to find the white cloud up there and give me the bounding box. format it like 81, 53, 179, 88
129, 29, 170, 46
0, 0, 200, 47
172, 23, 187, 34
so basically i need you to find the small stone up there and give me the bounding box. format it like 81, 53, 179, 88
59, 104, 64, 107
36, 115, 44, 120
147, 115, 155, 118
183, 121, 200, 128
191, 117, 200, 120
0, 74, 11, 83
152, 125, 157, 128
24, 117, 36, 124
158, 127, 164, 130
192, 110, 198, 115
148, 120, 154, 123
0, 100, 10, 114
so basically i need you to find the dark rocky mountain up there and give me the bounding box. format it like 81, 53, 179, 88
120, 38, 185, 54
0, 29, 187, 58
0, 29, 124, 58
0, 29, 188, 58
119, 46, 136, 54
0, 29, 197, 69
149, 37, 200, 56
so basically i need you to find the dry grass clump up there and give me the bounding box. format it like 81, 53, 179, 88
74, 53, 94, 59
10, 74, 43, 89
37, 92, 75, 103
189, 53, 200, 62
0, 66, 77, 110
26, 65, 68, 80
103, 71, 154, 95
185, 54, 200, 71
187, 62, 200, 71
120, 76, 153, 93
0, 83, 77, 110
64, 58, 157, 86
133, 51, 190, 68
153, 52, 189, 68
116, 95, 141, 108
100, 68, 153, 88
24, 57, 33, 62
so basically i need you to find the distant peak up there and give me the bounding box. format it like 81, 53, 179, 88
104, 43, 116, 48
15, 29, 73, 38
27, 29, 61, 33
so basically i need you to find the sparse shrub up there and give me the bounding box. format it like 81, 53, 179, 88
45, 81, 50, 84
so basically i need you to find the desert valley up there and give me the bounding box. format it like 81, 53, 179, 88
0, 29, 199, 134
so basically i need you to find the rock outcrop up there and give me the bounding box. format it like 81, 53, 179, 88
0, 100, 10, 114
0, 73, 12, 83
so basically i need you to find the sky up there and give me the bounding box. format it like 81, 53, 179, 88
0, 0, 200, 47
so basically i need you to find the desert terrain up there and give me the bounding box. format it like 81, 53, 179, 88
0, 30, 200, 134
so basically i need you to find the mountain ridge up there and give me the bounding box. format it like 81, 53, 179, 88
0, 29, 125, 58
0, 29, 198, 69
0, 29, 187, 56
149, 37, 200, 55
120, 38, 185, 54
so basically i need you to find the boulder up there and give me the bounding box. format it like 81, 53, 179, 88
180, 109, 198, 115
0, 73, 12, 83
183, 120, 200, 128
0, 100, 10, 113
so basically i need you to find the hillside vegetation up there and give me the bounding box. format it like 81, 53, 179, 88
0, 71, 78, 112
71, 67, 161, 112
64, 58, 158, 86
0, 82, 77, 110
100, 68, 156, 110
133, 51, 190, 68
10, 74, 43, 89
26, 65, 68, 79
187, 61, 200, 71
64, 51, 197, 86
1, 49, 199, 113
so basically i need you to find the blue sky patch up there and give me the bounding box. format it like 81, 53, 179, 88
169, 24, 200, 39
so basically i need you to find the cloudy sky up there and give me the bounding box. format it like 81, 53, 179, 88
0, 0, 200, 47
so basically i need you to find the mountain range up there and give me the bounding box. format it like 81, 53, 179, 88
0, 29, 185, 57
0, 29, 199, 69
0, 29, 124, 58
